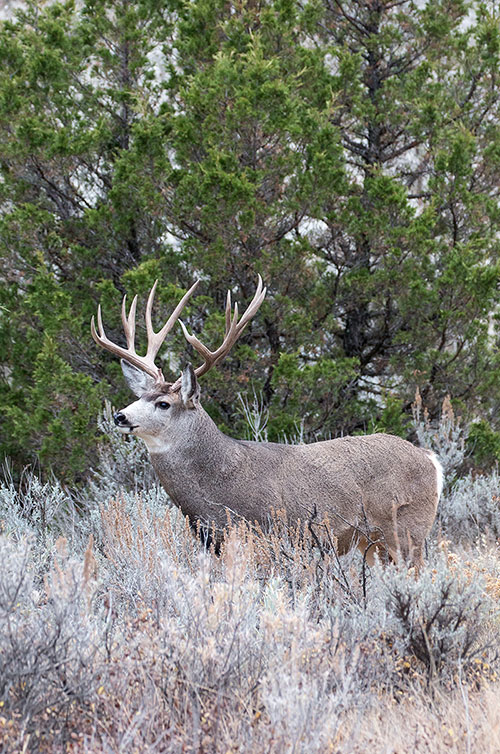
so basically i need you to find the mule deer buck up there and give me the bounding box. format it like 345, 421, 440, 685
91, 277, 442, 567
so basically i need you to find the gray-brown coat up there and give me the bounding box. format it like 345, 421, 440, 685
92, 278, 442, 567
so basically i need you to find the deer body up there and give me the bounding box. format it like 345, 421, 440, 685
151, 426, 439, 562
92, 277, 441, 566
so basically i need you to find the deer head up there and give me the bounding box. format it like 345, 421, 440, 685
91, 277, 266, 450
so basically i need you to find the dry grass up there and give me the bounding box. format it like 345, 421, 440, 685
0, 490, 499, 753
337, 684, 500, 754
1, 402, 499, 752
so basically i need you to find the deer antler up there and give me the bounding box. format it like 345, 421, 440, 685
172, 275, 266, 389
91, 279, 200, 382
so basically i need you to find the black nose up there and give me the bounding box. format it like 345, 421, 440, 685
114, 412, 128, 426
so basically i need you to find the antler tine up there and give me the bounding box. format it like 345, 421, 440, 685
91, 300, 160, 381
90, 307, 102, 346
95, 304, 104, 338
121, 294, 138, 351
225, 290, 232, 335
144, 280, 159, 355
91, 279, 201, 383
237, 274, 265, 330
175, 275, 266, 387
178, 323, 212, 361
145, 279, 201, 362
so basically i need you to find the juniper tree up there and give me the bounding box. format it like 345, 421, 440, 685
1, 0, 500, 478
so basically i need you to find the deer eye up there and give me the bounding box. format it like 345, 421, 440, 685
156, 401, 171, 410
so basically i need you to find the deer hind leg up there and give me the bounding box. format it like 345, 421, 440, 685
379, 524, 425, 573
356, 535, 393, 566
402, 535, 425, 573
378, 500, 427, 571
339, 528, 401, 567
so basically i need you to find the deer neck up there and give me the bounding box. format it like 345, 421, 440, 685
144, 406, 242, 499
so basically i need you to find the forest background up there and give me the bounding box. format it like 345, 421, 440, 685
2, 0, 500, 482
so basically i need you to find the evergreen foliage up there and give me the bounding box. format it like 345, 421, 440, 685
2, 0, 500, 478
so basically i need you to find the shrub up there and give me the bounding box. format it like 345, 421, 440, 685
413, 393, 467, 488
0, 404, 500, 751
437, 471, 500, 543
0, 536, 106, 750
371, 550, 498, 687
467, 420, 500, 470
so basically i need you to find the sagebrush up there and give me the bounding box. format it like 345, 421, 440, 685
0, 408, 499, 752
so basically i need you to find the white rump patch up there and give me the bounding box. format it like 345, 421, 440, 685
426, 451, 444, 501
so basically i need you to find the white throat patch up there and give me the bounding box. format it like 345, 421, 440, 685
142, 435, 172, 454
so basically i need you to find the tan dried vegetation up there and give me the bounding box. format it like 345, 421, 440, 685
1, 487, 499, 754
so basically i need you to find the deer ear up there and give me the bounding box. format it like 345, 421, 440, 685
181, 363, 200, 408
121, 360, 156, 397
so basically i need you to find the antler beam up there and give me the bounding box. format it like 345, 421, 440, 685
173, 275, 266, 388
91, 279, 200, 382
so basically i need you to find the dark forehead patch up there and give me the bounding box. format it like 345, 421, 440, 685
143, 384, 174, 402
